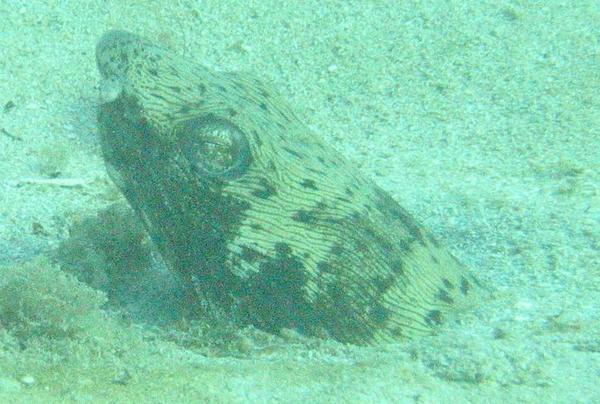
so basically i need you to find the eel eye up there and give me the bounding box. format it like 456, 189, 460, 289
177, 115, 251, 180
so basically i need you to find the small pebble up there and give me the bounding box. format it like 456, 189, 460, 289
112, 369, 131, 385
20, 375, 35, 387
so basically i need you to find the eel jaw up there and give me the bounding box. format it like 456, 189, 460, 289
98, 76, 124, 104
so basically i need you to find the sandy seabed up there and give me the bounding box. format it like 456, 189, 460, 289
0, 1, 598, 403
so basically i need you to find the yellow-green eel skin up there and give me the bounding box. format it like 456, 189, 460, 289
95, 30, 481, 345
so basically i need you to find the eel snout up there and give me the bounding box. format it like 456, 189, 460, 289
95, 30, 138, 78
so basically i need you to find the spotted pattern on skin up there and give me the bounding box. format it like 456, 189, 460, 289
95, 30, 481, 344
